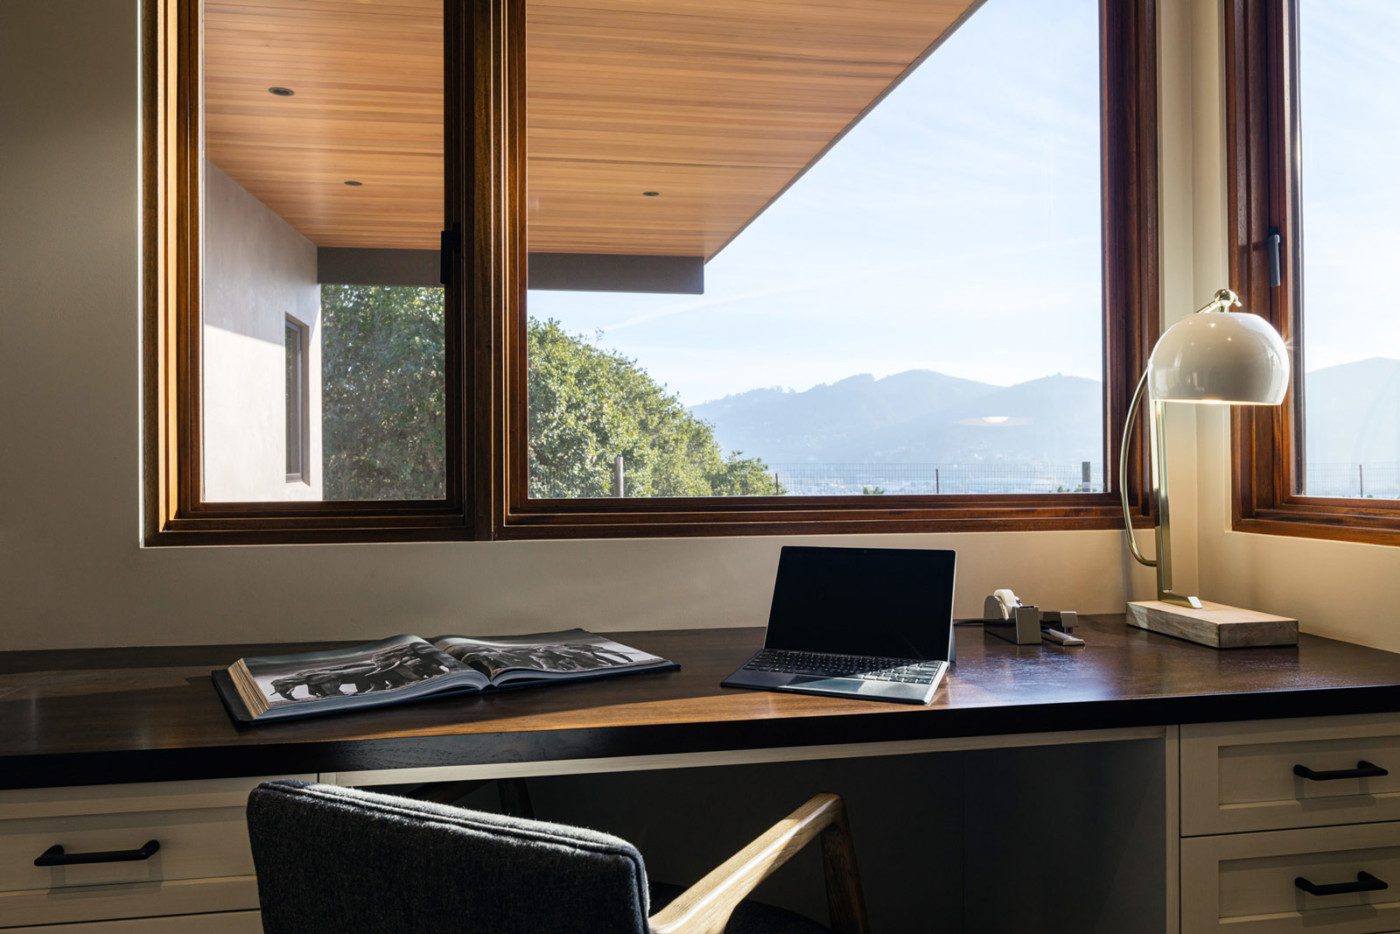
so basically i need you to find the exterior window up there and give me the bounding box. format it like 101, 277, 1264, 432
1227, 0, 1400, 545
284, 316, 308, 483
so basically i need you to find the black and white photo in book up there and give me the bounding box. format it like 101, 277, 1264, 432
216, 629, 677, 724
247, 636, 463, 705
432, 630, 662, 680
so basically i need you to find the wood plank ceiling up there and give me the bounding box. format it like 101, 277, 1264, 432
204, 0, 977, 257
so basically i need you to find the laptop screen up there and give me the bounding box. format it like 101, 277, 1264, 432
763, 546, 956, 661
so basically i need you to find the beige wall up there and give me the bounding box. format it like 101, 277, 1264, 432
203, 162, 323, 502
17, 0, 1396, 655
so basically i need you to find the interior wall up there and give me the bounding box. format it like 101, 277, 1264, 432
0, 0, 1160, 652
203, 161, 323, 502
1187, 0, 1400, 651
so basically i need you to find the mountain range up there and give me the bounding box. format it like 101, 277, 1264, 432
1302, 357, 1400, 466
690, 357, 1400, 468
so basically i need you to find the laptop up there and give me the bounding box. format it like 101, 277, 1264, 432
721, 546, 956, 704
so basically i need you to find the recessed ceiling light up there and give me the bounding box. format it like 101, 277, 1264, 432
344, 180, 363, 187
268, 86, 295, 97
642, 191, 660, 197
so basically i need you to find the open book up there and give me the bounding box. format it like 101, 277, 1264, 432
214, 630, 677, 724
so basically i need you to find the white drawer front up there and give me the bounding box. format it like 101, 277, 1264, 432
1, 805, 253, 892
1182, 821, 1400, 934
0, 776, 305, 928
1183, 715, 1400, 835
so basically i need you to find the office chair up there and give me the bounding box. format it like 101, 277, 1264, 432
247, 780, 868, 934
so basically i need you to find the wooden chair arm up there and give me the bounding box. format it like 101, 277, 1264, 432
648, 792, 869, 934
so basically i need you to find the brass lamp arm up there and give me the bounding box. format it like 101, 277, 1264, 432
1119, 367, 1156, 568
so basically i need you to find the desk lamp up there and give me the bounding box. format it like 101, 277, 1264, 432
1118, 289, 1297, 647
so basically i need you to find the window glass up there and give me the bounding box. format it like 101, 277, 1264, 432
284, 317, 306, 481
200, 1, 445, 502
1296, 0, 1400, 499
525, 0, 1104, 499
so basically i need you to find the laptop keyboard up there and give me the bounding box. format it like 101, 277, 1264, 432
742, 649, 942, 685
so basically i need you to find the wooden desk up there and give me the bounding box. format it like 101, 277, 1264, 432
6, 615, 1400, 790
6, 616, 1400, 933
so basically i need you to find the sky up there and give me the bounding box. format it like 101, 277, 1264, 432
527, 0, 1105, 406
1297, 0, 1400, 372
527, 0, 1399, 408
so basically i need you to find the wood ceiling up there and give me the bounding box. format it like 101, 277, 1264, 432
204, 0, 977, 257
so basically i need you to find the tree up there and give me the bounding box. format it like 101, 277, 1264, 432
320, 287, 780, 499
528, 319, 781, 497
321, 285, 446, 500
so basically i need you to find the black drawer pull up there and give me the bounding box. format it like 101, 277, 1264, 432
1295, 871, 1388, 897
1293, 760, 1389, 781
34, 840, 160, 867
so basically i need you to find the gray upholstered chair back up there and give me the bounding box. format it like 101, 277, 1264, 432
247, 780, 651, 934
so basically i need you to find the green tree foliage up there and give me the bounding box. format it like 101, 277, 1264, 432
321, 285, 446, 500
320, 286, 780, 499
528, 319, 781, 497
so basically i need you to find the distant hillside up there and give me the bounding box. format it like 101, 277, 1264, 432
691, 371, 992, 463
692, 370, 1103, 465
1304, 357, 1400, 465
690, 358, 1400, 473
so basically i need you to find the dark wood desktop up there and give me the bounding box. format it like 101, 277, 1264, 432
6, 614, 1400, 791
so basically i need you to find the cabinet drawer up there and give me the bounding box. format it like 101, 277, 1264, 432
4, 910, 262, 933
1183, 715, 1400, 835
1182, 821, 1400, 934
0, 776, 305, 928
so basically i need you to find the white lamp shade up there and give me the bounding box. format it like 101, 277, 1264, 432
1147, 311, 1290, 404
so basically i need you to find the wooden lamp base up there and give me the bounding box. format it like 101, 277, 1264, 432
1126, 600, 1298, 648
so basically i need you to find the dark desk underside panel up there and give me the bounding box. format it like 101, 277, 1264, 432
4, 617, 1400, 789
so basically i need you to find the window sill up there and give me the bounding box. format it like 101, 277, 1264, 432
1235, 508, 1400, 548
497, 494, 1154, 540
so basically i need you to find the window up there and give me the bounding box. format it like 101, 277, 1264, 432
148, 0, 1158, 542
1227, 0, 1400, 545
526, 0, 1105, 501
284, 316, 308, 484
488, 0, 1160, 536
146, 0, 467, 541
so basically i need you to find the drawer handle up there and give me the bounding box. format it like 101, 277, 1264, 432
34, 839, 160, 867
1295, 871, 1389, 897
1293, 760, 1389, 781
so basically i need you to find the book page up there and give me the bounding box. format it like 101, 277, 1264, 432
239, 635, 471, 710
431, 630, 665, 681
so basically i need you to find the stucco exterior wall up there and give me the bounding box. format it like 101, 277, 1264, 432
202, 161, 322, 501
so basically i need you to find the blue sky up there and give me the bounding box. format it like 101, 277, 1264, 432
528, 0, 1104, 405
1297, 0, 1400, 372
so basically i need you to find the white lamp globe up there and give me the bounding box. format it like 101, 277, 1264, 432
1147, 309, 1289, 405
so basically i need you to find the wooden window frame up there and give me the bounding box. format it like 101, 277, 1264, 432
479, 0, 1161, 539
144, 0, 474, 544
146, 0, 1160, 544
1225, 0, 1400, 547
